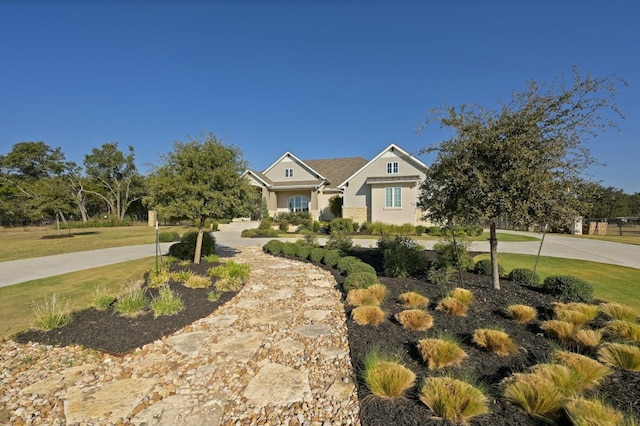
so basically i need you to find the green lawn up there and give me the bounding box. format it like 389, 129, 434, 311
0, 257, 156, 339
0, 225, 189, 261
474, 253, 640, 310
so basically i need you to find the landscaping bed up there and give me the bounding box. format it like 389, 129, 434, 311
14, 260, 237, 356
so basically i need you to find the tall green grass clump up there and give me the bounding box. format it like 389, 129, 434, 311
33, 294, 73, 330
91, 285, 117, 311
115, 282, 149, 317
208, 261, 251, 291
362, 351, 415, 399
150, 285, 184, 318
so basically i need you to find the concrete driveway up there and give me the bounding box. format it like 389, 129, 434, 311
1, 221, 638, 288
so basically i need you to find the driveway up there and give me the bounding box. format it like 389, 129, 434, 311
1, 222, 638, 288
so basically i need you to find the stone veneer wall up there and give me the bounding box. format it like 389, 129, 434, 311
342, 207, 368, 225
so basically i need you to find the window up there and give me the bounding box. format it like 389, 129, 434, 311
385, 187, 401, 208
285, 168, 294, 178
386, 162, 399, 174
288, 196, 309, 212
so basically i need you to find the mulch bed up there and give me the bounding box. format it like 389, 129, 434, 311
13, 247, 640, 424
14, 260, 237, 356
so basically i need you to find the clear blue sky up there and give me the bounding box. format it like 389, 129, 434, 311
1, 1, 638, 193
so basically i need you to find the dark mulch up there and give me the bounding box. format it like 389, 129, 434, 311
328, 248, 640, 425
14, 260, 237, 356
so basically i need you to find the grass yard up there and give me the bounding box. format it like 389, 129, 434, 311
0, 225, 189, 261
474, 253, 640, 310
0, 257, 156, 339
572, 234, 640, 246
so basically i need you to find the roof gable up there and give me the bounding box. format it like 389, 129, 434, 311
262, 151, 326, 180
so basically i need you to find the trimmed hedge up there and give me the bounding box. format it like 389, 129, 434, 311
296, 245, 312, 260
336, 256, 361, 273
322, 250, 342, 268
309, 248, 327, 263
543, 275, 594, 303
168, 231, 216, 261
343, 261, 377, 276
508, 268, 540, 286
281, 242, 300, 257
343, 272, 380, 292
263, 239, 284, 254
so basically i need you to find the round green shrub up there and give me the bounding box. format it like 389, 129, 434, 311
322, 250, 342, 268
281, 242, 300, 257
427, 226, 441, 236
473, 259, 504, 277
296, 245, 312, 260
343, 261, 377, 276
309, 248, 327, 263
241, 229, 257, 238
336, 256, 361, 273
263, 239, 284, 254
343, 272, 380, 292
415, 225, 426, 236
543, 275, 594, 303
168, 231, 216, 261
508, 268, 540, 286
158, 231, 180, 242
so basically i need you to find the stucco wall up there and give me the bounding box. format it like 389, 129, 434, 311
264, 156, 318, 182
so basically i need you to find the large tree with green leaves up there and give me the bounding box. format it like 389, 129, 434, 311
83, 142, 142, 220
418, 69, 626, 289
144, 132, 257, 263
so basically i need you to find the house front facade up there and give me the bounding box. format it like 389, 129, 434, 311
244, 144, 432, 226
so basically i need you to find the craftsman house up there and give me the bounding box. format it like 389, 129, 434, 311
243, 144, 431, 226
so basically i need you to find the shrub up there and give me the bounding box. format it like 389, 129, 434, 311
417, 336, 468, 370
472, 328, 518, 356
259, 217, 273, 229
362, 351, 416, 399
346, 289, 380, 306
367, 284, 388, 303
278, 219, 289, 232
426, 226, 441, 236
208, 261, 251, 291
573, 329, 603, 348
203, 253, 220, 263
599, 302, 639, 322
328, 218, 354, 233
543, 275, 594, 303
449, 287, 473, 305
502, 372, 566, 421
298, 230, 318, 247
395, 309, 434, 331
552, 350, 611, 391
242, 228, 279, 238
343, 272, 380, 292
158, 231, 180, 242
541, 320, 576, 342
33, 294, 73, 330
337, 256, 361, 272
415, 225, 426, 235
603, 320, 640, 343
473, 259, 504, 277
296, 245, 312, 260
418, 377, 490, 423
432, 239, 473, 270
381, 236, 425, 278
564, 397, 625, 426
308, 248, 326, 263
598, 343, 640, 371
322, 249, 342, 268
436, 297, 469, 317
326, 230, 353, 251
150, 286, 185, 318
398, 292, 429, 308
168, 231, 216, 261
183, 274, 212, 289
115, 284, 149, 317
506, 304, 537, 324
342, 261, 376, 276
427, 266, 454, 286
91, 285, 116, 311
281, 242, 300, 257
508, 268, 540, 286
263, 239, 284, 254
352, 305, 386, 326
207, 290, 222, 301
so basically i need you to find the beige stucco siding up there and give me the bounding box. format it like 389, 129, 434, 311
264, 157, 319, 182
370, 183, 421, 224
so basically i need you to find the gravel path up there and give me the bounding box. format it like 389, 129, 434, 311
0, 247, 360, 425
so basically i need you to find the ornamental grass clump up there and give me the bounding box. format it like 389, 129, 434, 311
436, 297, 469, 317
352, 305, 386, 326
502, 372, 567, 421
115, 283, 149, 318
506, 304, 537, 324
553, 302, 599, 322
418, 376, 490, 423
573, 329, 603, 348
555, 309, 590, 328
599, 302, 638, 322
207, 290, 222, 301
150, 285, 185, 318
395, 309, 434, 331
208, 261, 251, 291
602, 320, 640, 343
148, 266, 171, 288
529, 363, 583, 394
564, 397, 625, 426
552, 350, 611, 391
541, 320, 576, 342
597, 343, 640, 371
398, 291, 429, 308
33, 294, 73, 331
367, 284, 388, 303
346, 289, 380, 307
183, 274, 212, 289
91, 285, 116, 311
449, 287, 474, 305
417, 336, 468, 370
362, 351, 416, 399
171, 270, 193, 283
472, 328, 518, 356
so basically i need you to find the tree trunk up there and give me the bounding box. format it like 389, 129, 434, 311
193, 216, 205, 264
489, 222, 500, 290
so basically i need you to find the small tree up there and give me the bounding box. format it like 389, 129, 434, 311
418, 68, 625, 289
328, 195, 343, 218
144, 131, 257, 263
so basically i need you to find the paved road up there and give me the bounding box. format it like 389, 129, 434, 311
1, 221, 639, 287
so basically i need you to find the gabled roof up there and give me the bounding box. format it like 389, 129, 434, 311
338, 143, 428, 189
304, 157, 368, 189
242, 169, 272, 187
262, 151, 326, 181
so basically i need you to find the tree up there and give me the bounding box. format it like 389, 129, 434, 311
418, 68, 625, 290
328, 195, 343, 218
144, 132, 258, 263
84, 143, 142, 220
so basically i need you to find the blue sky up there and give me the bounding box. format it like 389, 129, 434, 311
1, 1, 638, 193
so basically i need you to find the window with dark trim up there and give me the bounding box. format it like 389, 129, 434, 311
386, 162, 399, 174
285, 168, 294, 178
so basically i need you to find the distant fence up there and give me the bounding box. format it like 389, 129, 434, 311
585, 218, 640, 236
